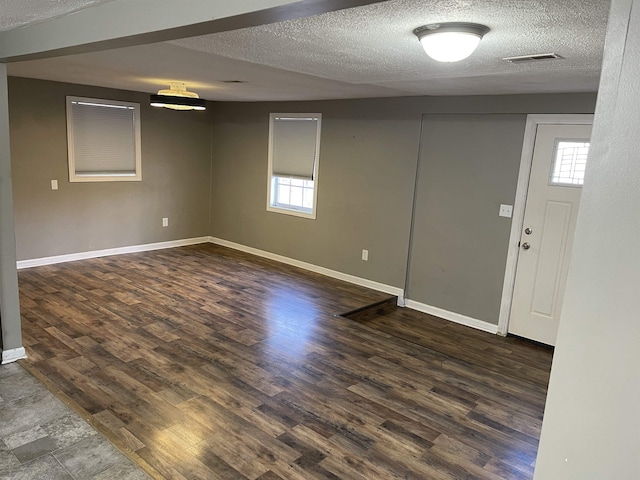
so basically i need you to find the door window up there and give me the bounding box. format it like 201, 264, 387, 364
549, 140, 590, 186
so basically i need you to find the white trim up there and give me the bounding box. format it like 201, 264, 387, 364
208, 236, 404, 297
16, 237, 210, 269
208, 237, 498, 335
497, 114, 594, 335
67, 96, 142, 183
405, 300, 499, 334
14, 234, 499, 337
1, 347, 27, 364
266, 112, 321, 220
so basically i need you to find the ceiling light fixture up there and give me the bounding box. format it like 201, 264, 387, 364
413, 22, 490, 63
150, 82, 206, 111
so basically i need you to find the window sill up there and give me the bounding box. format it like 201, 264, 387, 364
267, 205, 316, 219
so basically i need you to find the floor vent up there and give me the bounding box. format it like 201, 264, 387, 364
503, 53, 562, 63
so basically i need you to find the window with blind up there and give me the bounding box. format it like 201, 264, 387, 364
66, 96, 142, 182
267, 113, 321, 218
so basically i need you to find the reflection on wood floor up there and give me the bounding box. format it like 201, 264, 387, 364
18, 243, 552, 479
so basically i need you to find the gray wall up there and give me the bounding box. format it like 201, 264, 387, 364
535, 0, 640, 477
9, 78, 212, 260
408, 114, 527, 323
209, 100, 420, 288
8, 78, 597, 326
0, 65, 22, 351
210, 94, 596, 323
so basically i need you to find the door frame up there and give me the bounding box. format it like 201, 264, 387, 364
497, 114, 594, 336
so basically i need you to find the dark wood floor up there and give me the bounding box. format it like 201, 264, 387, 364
17, 243, 552, 479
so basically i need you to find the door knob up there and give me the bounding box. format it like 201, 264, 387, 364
524, 227, 533, 235
522, 242, 531, 250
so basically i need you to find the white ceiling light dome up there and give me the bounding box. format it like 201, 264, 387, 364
414, 22, 490, 63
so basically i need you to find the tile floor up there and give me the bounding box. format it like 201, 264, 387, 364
0, 362, 150, 480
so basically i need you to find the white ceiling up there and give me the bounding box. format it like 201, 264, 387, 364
5, 0, 611, 101
0, 0, 115, 32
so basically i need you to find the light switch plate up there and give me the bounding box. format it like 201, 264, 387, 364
499, 204, 513, 218
51, 179, 58, 190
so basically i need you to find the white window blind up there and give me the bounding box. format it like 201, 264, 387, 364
271, 115, 320, 180
267, 113, 321, 219
67, 96, 141, 182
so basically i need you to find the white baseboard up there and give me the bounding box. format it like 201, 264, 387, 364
207, 238, 499, 336
2, 347, 27, 364
404, 299, 499, 334
208, 236, 404, 298
15, 235, 498, 337
17, 237, 210, 269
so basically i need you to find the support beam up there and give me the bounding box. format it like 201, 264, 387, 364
0, 0, 385, 62
0, 63, 24, 363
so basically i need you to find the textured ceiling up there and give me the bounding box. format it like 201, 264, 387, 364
0, 0, 115, 32
7, 0, 611, 100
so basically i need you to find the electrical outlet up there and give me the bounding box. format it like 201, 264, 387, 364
499, 204, 513, 218
51, 179, 58, 190
162, 218, 169, 227
362, 249, 369, 261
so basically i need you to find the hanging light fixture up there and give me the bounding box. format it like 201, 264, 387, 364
150, 82, 206, 111
413, 22, 490, 63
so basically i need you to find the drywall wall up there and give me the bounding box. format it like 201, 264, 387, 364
408, 114, 527, 324
0, 0, 307, 61
534, 0, 640, 477
9, 77, 212, 260
0, 65, 22, 352
209, 100, 420, 288
8, 79, 597, 326
209, 94, 596, 316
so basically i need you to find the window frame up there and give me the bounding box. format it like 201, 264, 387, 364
266, 113, 321, 219
271, 177, 316, 215
66, 96, 142, 183
548, 138, 590, 188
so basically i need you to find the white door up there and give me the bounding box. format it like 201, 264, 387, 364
508, 123, 592, 346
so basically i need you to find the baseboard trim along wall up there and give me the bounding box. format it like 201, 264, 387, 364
405, 299, 500, 334
16, 237, 211, 269
16, 235, 498, 336
2, 347, 27, 364
209, 236, 405, 298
